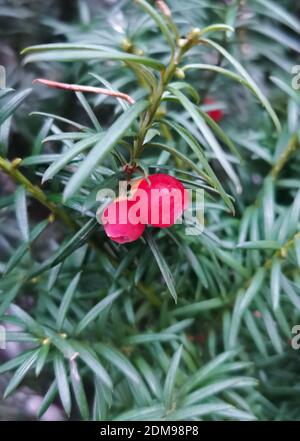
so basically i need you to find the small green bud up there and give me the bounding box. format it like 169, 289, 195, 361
175, 68, 185, 80
122, 38, 133, 52
177, 38, 188, 48
11, 157, 22, 168
187, 27, 201, 40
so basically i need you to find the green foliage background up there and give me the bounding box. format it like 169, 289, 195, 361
0, 0, 300, 421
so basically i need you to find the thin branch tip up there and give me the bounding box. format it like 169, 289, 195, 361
32, 77, 135, 104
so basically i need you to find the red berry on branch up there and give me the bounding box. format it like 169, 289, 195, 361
101, 199, 145, 244
135, 173, 189, 228
204, 97, 224, 122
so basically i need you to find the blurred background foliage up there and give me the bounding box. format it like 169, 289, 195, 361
0, 0, 300, 421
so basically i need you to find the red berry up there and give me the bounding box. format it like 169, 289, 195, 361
134, 173, 189, 228
204, 97, 224, 122
101, 199, 145, 244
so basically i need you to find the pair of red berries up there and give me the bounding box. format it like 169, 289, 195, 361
101, 174, 189, 244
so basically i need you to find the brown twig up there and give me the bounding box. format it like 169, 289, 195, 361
155, 0, 171, 17
32, 78, 135, 104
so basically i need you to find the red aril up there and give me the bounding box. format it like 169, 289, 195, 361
134, 173, 189, 228
101, 199, 145, 244
204, 97, 224, 122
